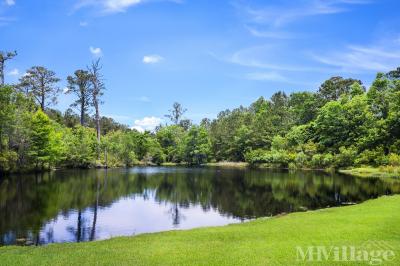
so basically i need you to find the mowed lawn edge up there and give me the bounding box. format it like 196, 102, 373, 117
0, 195, 399, 266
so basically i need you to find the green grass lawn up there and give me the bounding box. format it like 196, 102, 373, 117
340, 166, 400, 179
1, 195, 399, 265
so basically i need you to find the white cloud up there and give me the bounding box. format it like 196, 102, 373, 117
311, 40, 400, 73
137, 96, 150, 102
245, 72, 287, 82
89, 46, 102, 57
74, 0, 182, 14
143, 55, 164, 64
5, 0, 15, 6
245, 26, 294, 39
229, 45, 332, 73
79, 21, 88, 27
132, 116, 162, 132
103, 0, 142, 13
240, 0, 371, 28
7, 68, 19, 76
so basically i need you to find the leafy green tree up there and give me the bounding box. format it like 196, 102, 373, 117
387, 91, 400, 151
103, 130, 138, 166
317, 76, 363, 102
63, 126, 97, 167
67, 70, 92, 126
156, 125, 185, 162
18, 66, 61, 111
289, 92, 319, 124
28, 110, 57, 169
270, 91, 292, 134
0, 86, 15, 152
314, 93, 378, 152
0, 86, 18, 171
367, 73, 391, 119
0, 51, 17, 86
182, 126, 211, 165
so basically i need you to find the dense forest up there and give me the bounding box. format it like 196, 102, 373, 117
0, 50, 400, 172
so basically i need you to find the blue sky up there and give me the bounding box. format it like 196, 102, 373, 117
1, 0, 400, 131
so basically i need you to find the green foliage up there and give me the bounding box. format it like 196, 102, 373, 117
334, 146, 358, 168
388, 153, 400, 167
182, 126, 211, 165
103, 130, 139, 167
63, 126, 97, 168
156, 125, 185, 162
317, 76, 363, 102
2, 66, 400, 172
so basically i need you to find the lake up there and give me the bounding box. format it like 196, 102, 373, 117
1, 167, 399, 246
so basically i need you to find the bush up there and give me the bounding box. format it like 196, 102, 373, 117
334, 146, 358, 168
355, 148, 384, 166
244, 149, 267, 165
322, 153, 334, 167
295, 152, 308, 167
310, 154, 323, 168
0, 150, 18, 172
388, 153, 400, 166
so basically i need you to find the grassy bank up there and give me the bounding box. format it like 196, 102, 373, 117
340, 166, 400, 179
1, 195, 399, 265
205, 161, 249, 168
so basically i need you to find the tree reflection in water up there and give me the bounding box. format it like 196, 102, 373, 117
0, 167, 399, 245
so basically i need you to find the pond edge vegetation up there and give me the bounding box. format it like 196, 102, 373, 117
1, 194, 399, 265
1, 51, 400, 178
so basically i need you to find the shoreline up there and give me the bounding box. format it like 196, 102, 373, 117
1, 194, 399, 265
3, 162, 399, 180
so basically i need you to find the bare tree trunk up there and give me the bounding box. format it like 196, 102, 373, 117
77, 210, 82, 242
95, 102, 100, 143
80, 101, 85, 126
90, 175, 100, 241
0, 60, 4, 86
41, 94, 45, 111
104, 147, 108, 168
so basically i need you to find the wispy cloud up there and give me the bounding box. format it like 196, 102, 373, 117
0, 16, 16, 26
143, 54, 164, 64
7, 68, 19, 76
137, 96, 150, 102
4, 0, 15, 6
132, 116, 162, 132
74, 0, 182, 14
240, 0, 372, 28
245, 72, 287, 82
74, 0, 141, 13
229, 45, 332, 73
79, 21, 88, 26
89, 46, 102, 57
310, 40, 400, 73
245, 26, 294, 39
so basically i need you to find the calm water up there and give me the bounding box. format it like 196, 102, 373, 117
1, 167, 399, 246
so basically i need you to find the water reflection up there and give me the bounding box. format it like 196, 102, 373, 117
0, 167, 399, 245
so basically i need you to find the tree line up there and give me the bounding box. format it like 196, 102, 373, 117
0, 50, 400, 172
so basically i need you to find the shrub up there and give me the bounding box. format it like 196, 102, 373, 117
322, 153, 334, 167
295, 152, 308, 167
355, 149, 384, 166
334, 146, 357, 168
310, 154, 323, 168
388, 153, 400, 166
